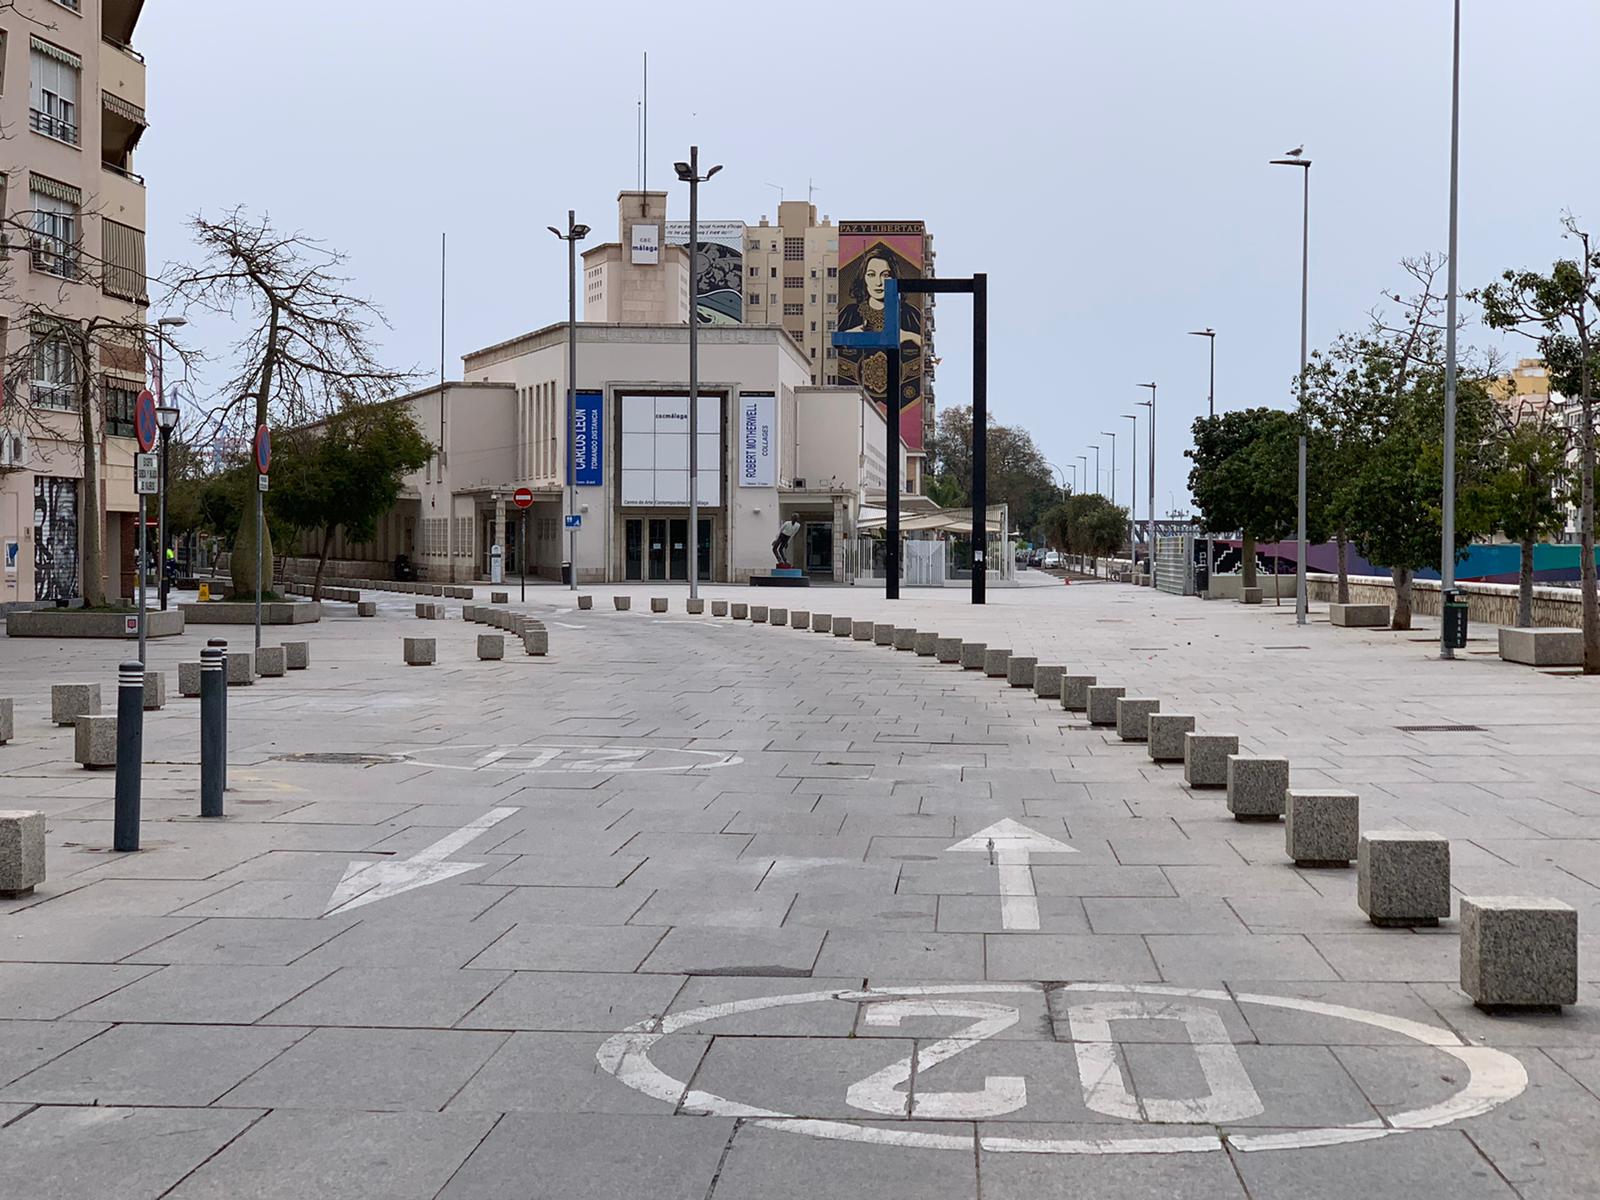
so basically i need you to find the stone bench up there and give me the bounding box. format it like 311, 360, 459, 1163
1285, 789, 1359, 866
226, 652, 255, 686
256, 647, 287, 677
142, 672, 166, 711
812, 613, 832, 633
852, 620, 873, 642
1359, 832, 1449, 926
768, 608, 788, 627
1061, 674, 1097, 713
74, 714, 117, 769
687, 598, 705, 615
892, 627, 917, 651
1330, 603, 1390, 628
935, 636, 962, 663
51, 683, 100, 727
959, 642, 988, 670
790, 610, 810, 629
1007, 655, 1037, 687
614, 596, 631, 611
873, 623, 895, 646
1497, 626, 1583, 667
913, 632, 939, 656
1183, 733, 1238, 788
0, 698, 11, 745
1032, 664, 1064, 698
983, 648, 1011, 677
1147, 714, 1195, 762
1226, 756, 1288, 820
1115, 697, 1159, 741
523, 630, 549, 656
357, 601, 377, 617
651, 597, 668, 613
284, 642, 310, 670
491, 592, 509, 604
752, 606, 769, 624
478, 634, 505, 660
579, 595, 594, 611
1086, 685, 1125, 726
1459, 896, 1578, 1010
0, 811, 46, 896
711, 600, 728, 617
404, 637, 436, 666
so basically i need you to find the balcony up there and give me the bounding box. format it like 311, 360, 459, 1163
103, 0, 145, 53
30, 109, 80, 147
30, 238, 79, 281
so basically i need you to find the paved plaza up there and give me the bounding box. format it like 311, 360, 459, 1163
1, 577, 1598, 1198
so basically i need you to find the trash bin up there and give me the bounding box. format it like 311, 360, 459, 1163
561, 561, 573, 586
1442, 588, 1469, 649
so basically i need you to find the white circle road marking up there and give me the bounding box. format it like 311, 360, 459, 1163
401, 744, 744, 774
595, 982, 1528, 1155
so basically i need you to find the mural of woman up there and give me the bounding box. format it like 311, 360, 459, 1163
836, 243, 923, 411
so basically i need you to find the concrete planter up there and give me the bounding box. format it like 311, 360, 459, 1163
1329, 603, 1390, 628
179, 602, 321, 625
7, 609, 185, 639
1497, 626, 1583, 667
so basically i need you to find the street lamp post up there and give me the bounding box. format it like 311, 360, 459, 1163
1122, 412, 1137, 562
1439, 0, 1462, 659
1271, 152, 1312, 625
1137, 384, 1157, 582
675, 147, 723, 602
1091, 444, 1101, 499
1076, 454, 1089, 572
547, 212, 591, 590
154, 316, 186, 610
1100, 430, 1117, 550
1189, 328, 1217, 592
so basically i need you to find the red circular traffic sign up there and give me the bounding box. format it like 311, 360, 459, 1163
134, 390, 158, 453
253, 424, 272, 473
513, 487, 534, 510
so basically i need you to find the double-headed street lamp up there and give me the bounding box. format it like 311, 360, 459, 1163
1439, 0, 1462, 660
1137, 383, 1156, 577
674, 146, 722, 602
1188, 327, 1218, 588
154, 315, 186, 610
547, 212, 591, 590
1091, 444, 1101, 499
1122, 412, 1137, 561
1270, 151, 1311, 626
1099, 428, 1117, 526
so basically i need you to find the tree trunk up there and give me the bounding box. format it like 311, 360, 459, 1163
313, 526, 334, 602
1391, 565, 1413, 631
1335, 529, 1351, 605
1582, 388, 1597, 674
234, 302, 281, 599
1242, 533, 1257, 589
76, 355, 105, 607
1517, 536, 1535, 628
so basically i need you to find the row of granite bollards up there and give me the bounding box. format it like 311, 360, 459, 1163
0, 634, 321, 895
604, 593, 1579, 1014
401, 604, 549, 666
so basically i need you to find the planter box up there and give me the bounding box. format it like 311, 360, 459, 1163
1497, 626, 1583, 667
1330, 603, 1390, 628
7, 609, 185, 639
179, 602, 321, 625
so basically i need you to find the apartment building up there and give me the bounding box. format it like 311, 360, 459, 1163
0, 0, 149, 609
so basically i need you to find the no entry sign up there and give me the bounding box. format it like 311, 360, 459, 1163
513, 487, 534, 509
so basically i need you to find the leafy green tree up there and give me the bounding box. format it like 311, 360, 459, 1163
1041, 492, 1127, 570
1188, 407, 1309, 592
1482, 406, 1573, 627
1476, 217, 1600, 671
929, 405, 1058, 539
268, 401, 432, 600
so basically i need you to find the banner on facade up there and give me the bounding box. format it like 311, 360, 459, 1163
629, 224, 660, 265
572, 390, 603, 486
739, 393, 775, 487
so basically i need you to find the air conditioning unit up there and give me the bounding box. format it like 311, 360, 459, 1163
0, 431, 29, 468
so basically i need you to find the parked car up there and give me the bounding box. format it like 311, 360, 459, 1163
1043, 550, 1061, 568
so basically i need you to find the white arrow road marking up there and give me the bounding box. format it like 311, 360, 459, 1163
322, 806, 519, 917
946, 818, 1076, 932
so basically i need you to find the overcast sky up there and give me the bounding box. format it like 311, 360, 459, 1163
142, 1, 1600, 514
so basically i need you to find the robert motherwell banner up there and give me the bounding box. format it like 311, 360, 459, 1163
572, 390, 603, 486
739, 393, 775, 487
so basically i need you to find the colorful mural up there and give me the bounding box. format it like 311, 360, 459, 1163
836, 221, 926, 452
665, 220, 744, 326
33, 476, 78, 601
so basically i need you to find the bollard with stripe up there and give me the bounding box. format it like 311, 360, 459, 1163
206, 638, 229, 791
200, 648, 226, 818
113, 661, 144, 852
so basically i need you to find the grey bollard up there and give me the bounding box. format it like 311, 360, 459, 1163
959, 642, 988, 669
711, 600, 728, 617
0, 811, 46, 896
1006, 656, 1038, 687
893, 628, 917, 651
207, 640, 228, 790
256, 647, 287, 677
852, 620, 873, 641
1358, 832, 1450, 927
357, 601, 377, 617
0, 698, 11, 744
751, 606, 769, 624
687, 598, 705, 615
578, 595, 594, 610
1086, 685, 1125, 726
284, 642, 310, 670
113, 661, 143, 852
51, 683, 100, 727
1115, 697, 1160, 741
983, 648, 1012, 677
769, 608, 788, 626
833, 616, 854, 638
812, 612, 832, 633
178, 663, 202, 698
935, 636, 962, 663
200, 649, 225, 818
652, 597, 669, 613
523, 629, 549, 656
1459, 897, 1578, 1009
1061, 674, 1097, 713
478, 634, 505, 660
404, 637, 436, 666
914, 631, 939, 656
614, 595, 631, 611
142, 672, 166, 711
790, 610, 810, 629
1033, 664, 1065, 698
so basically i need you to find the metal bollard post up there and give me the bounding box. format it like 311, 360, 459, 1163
113, 660, 144, 852
200, 648, 225, 818
206, 638, 228, 790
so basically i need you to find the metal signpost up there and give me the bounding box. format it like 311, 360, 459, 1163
513, 487, 533, 601
833, 280, 903, 599
133, 390, 158, 665
253, 424, 272, 652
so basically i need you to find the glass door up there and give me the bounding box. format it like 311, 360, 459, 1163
697, 518, 712, 582
625, 519, 643, 581
648, 519, 668, 580
668, 518, 689, 581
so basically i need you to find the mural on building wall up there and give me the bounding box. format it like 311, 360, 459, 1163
33, 476, 78, 601
835, 221, 926, 452
665, 221, 745, 325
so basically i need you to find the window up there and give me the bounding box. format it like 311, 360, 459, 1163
29, 39, 80, 146
104, 380, 137, 437
747, 292, 761, 305
783, 303, 803, 316
747, 239, 761, 251
810, 321, 816, 332
826, 292, 837, 305
810, 269, 817, 279
31, 322, 77, 409
784, 237, 804, 261
809, 348, 816, 360
50, 0, 82, 11
827, 266, 838, 278
30, 178, 79, 278
769, 294, 777, 305
784, 276, 802, 289
770, 267, 777, 279
809, 294, 816, 305
826, 374, 838, 385
826, 318, 836, 331
748, 266, 759, 278
101, 219, 147, 303
0, 32, 7, 94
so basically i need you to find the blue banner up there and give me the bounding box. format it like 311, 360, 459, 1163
572, 390, 603, 486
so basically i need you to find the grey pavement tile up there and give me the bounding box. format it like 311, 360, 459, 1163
479, 854, 644, 887
814, 930, 985, 981
664, 976, 867, 1036
1451, 1049, 1600, 1200
445, 1029, 709, 1115
984, 934, 1159, 983
1028, 865, 1179, 898
70, 963, 333, 1024
1109, 836, 1250, 866
1227, 1129, 1522, 1198
1309, 931, 1464, 982
760, 858, 903, 893
1132, 1041, 1381, 1127
714, 1121, 979, 1199
1046, 984, 1256, 1044
1083, 897, 1248, 934
786, 892, 938, 932
476, 883, 653, 926
293, 914, 515, 970
977, 1125, 1248, 1198
165, 1110, 494, 1200
1226, 894, 1394, 934
0, 1023, 307, 1106
467, 923, 666, 972
457, 969, 686, 1032
0, 1104, 262, 1200
630, 888, 795, 929
1414, 981, 1600, 1048
13, 878, 233, 917
688, 1034, 918, 1118
0, 914, 196, 963
1548, 1047, 1600, 1098
1228, 980, 1465, 1046
642, 927, 824, 976
937, 895, 1091, 934
0, 963, 155, 1020
1161, 864, 1324, 897
1144, 934, 1339, 984
124, 915, 352, 966
0, 1020, 110, 1087
437, 1113, 735, 1200
262, 966, 509, 1027
219, 1026, 507, 1111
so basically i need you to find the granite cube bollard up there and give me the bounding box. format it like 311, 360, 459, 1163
226, 653, 255, 686
614, 596, 631, 611
256, 647, 287, 677
578, 595, 594, 611
0, 811, 46, 896
769, 608, 788, 626
523, 629, 549, 656
731, 603, 750, 620
752, 606, 769, 623
358, 601, 377, 617
415, 602, 431, 618
403, 637, 436, 666
913, 631, 938, 656
892, 627, 917, 651
1330, 603, 1391, 629
74, 714, 117, 768
1226, 756, 1289, 819
984, 648, 1012, 677
178, 663, 202, 698
1005, 656, 1037, 688
142, 672, 167, 711
1459, 896, 1578, 1009
812, 612, 832, 633
1147, 714, 1196, 762
1285, 790, 1360, 866
874, 623, 895, 646
284, 642, 310, 670
651, 597, 669, 613
1241, 587, 1263, 605
51, 684, 100, 727
491, 592, 509, 604
834, 616, 854, 638
0, 698, 12, 743
790, 610, 810, 629
1033, 664, 1066, 699
852, 620, 873, 641
477, 634, 505, 660
1115, 697, 1160, 741
1061, 675, 1097, 712
1359, 832, 1451, 926
959, 642, 988, 670
686, 598, 705, 615
711, 600, 729, 617
1086, 685, 1126, 726
1184, 733, 1239, 788
935, 636, 963, 663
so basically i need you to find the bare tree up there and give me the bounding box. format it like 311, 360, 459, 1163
164, 210, 415, 596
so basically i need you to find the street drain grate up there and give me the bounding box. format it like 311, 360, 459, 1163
273, 752, 410, 766
1394, 725, 1485, 734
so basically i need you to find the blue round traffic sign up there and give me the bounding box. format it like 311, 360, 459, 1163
134, 390, 158, 453
254, 424, 272, 473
